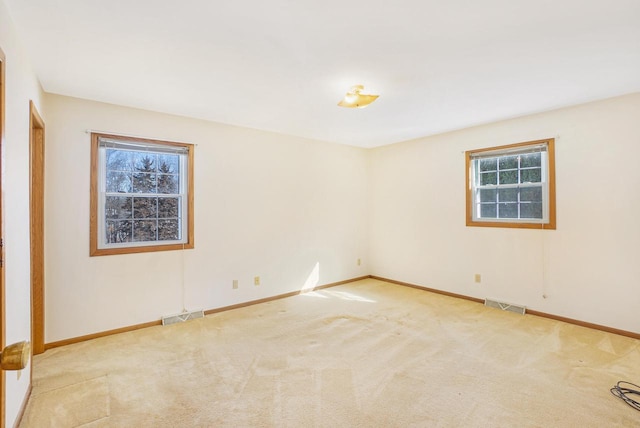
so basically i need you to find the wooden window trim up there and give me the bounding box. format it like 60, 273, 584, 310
465, 138, 556, 230
90, 132, 194, 256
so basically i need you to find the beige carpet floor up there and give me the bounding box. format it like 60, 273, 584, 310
20, 278, 640, 427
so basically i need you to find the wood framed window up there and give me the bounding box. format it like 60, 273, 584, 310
466, 138, 556, 230
90, 133, 194, 256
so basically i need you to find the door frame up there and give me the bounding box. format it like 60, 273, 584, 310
29, 101, 45, 356
0, 45, 7, 428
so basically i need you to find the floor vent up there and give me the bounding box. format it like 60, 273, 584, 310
162, 310, 204, 326
484, 298, 526, 315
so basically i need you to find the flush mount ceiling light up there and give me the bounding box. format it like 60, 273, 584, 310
337, 85, 379, 108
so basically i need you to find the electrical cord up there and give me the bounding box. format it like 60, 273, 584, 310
611, 381, 640, 411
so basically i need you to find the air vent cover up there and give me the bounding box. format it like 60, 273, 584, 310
162, 310, 204, 326
484, 298, 526, 315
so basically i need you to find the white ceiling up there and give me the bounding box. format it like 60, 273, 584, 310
6, 0, 640, 148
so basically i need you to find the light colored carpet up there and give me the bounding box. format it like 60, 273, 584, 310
20, 279, 640, 427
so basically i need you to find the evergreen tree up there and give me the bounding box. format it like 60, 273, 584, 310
157, 161, 176, 194
132, 155, 156, 193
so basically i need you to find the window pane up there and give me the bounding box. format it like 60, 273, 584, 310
520, 202, 543, 219
133, 197, 157, 218
520, 168, 541, 183
499, 170, 517, 185
105, 196, 132, 219
133, 220, 157, 242
132, 173, 157, 193
520, 186, 542, 202
133, 153, 157, 172
158, 197, 179, 218
498, 203, 518, 218
158, 219, 180, 241
498, 188, 517, 202
480, 203, 496, 218
158, 154, 179, 174
479, 158, 497, 172
480, 172, 497, 185
520, 153, 541, 168
106, 171, 132, 193
157, 174, 179, 194
106, 149, 132, 172
479, 189, 496, 202
105, 220, 132, 243
499, 156, 518, 170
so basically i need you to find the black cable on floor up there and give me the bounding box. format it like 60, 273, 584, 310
611, 381, 640, 411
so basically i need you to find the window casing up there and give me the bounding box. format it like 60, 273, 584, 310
90, 133, 194, 256
466, 139, 556, 229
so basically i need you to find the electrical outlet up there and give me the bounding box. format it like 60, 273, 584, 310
357, 258, 361, 266
474, 274, 481, 283
232, 280, 238, 289
254, 276, 260, 286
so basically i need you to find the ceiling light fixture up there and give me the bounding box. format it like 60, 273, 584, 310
337, 85, 379, 108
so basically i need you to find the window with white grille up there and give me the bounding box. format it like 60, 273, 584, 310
466, 139, 556, 229
90, 133, 194, 256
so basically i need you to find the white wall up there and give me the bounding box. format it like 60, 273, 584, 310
369, 93, 640, 333
0, 0, 45, 426
43, 94, 369, 343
